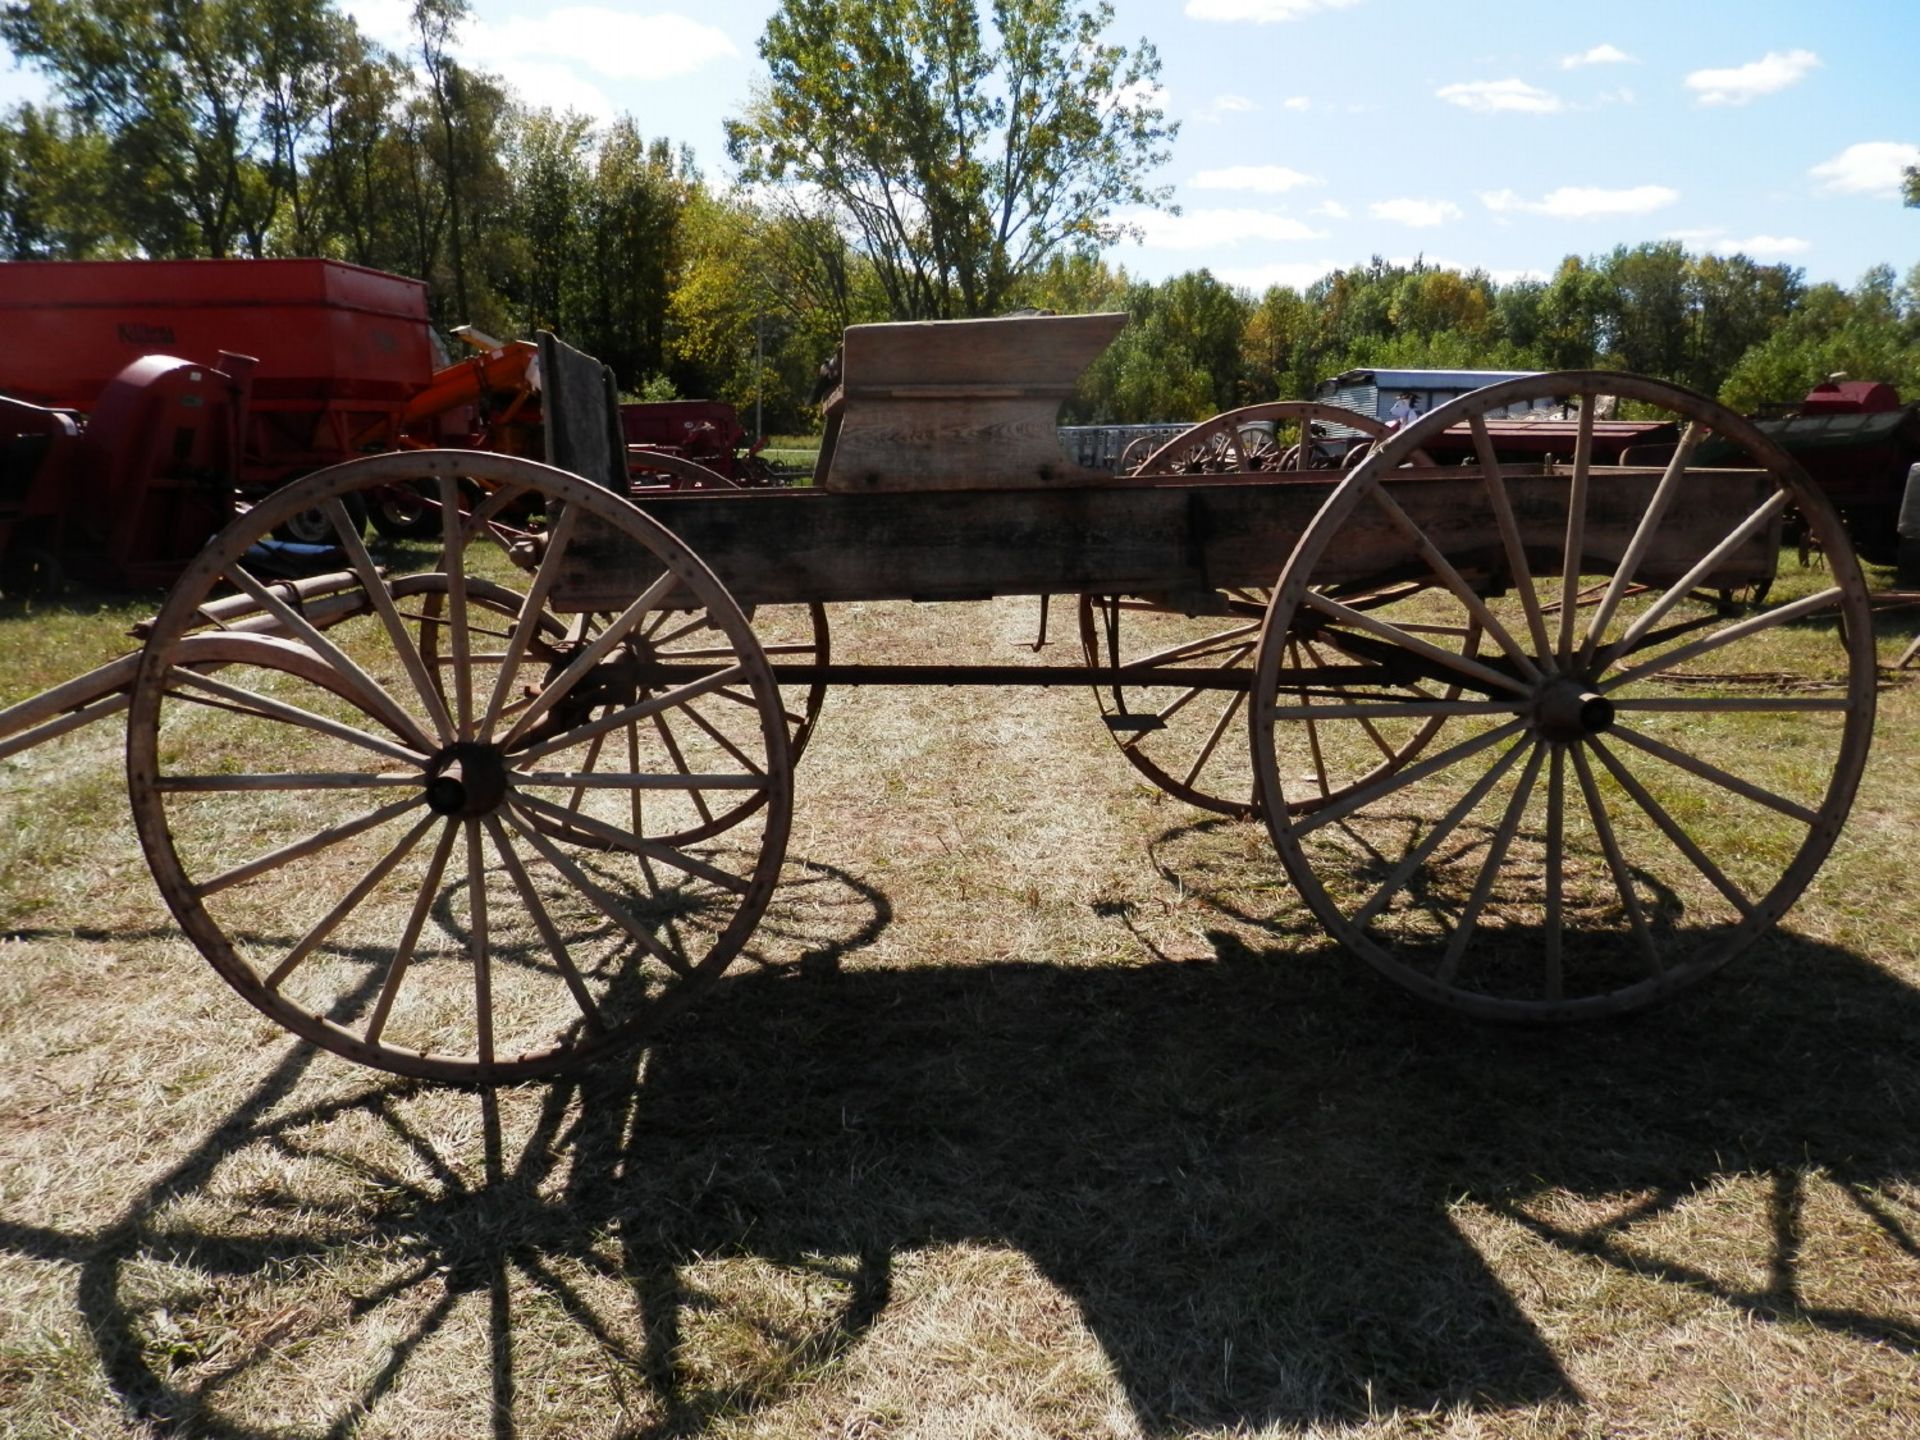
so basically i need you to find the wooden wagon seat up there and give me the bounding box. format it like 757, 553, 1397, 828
820, 312, 1127, 493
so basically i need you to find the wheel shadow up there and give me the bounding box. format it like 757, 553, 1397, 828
6, 858, 1917, 1436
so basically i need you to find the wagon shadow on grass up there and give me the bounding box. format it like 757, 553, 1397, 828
28, 849, 1920, 1438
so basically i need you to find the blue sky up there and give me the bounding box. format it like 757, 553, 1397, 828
5, 0, 1916, 292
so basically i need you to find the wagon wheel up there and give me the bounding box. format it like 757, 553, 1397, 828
1081, 586, 1483, 818
1127, 400, 1434, 478
1084, 401, 1464, 815
408, 576, 829, 846
367, 478, 440, 539
1251, 372, 1877, 1020
127, 449, 792, 1082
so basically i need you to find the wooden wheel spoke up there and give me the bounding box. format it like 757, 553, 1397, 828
501, 805, 694, 977
1299, 638, 1401, 764
1181, 687, 1247, 790
1288, 640, 1332, 798
156, 771, 422, 792
1544, 744, 1566, 1001
1578, 422, 1703, 667
1555, 404, 1594, 662
1302, 592, 1530, 698
1122, 622, 1263, 672
1437, 741, 1546, 985
1609, 696, 1850, 714
466, 821, 494, 1069
483, 817, 605, 1034
564, 730, 609, 816
499, 571, 681, 749
438, 475, 476, 740
662, 697, 770, 773
1606, 722, 1820, 824
1289, 716, 1529, 836
1353, 739, 1531, 928
1264, 697, 1513, 725
460, 481, 532, 545
1592, 489, 1794, 672
513, 770, 765, 792
515, 663, 749, 763
481, 505, 581, 740
710, 685, 808, 729
1368, 473, 1542, 682
1470, 414, 1558, 672
364, 819, 461, 1044
1601, 588, 1843, 693
163, 667, 428, 766
263, 812, 440, 990
198, 794, 425, 898
225, 562, 434, 752
1569, 744, 1660, 974
649, 711, 715, 826
1588, 736, 1753, 917
326, 497, 456, 744
511, 791, 752, 895
647, 612, 714, 648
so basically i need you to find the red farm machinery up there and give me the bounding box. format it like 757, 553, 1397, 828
0, 258, 775, 593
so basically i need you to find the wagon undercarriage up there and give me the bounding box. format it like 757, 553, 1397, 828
0, 316, 1879, 1082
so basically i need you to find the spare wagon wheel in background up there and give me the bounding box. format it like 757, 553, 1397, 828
1080, 401, 1461, 817
1249, 372, 1877, 1021
126, 449, 793, 1082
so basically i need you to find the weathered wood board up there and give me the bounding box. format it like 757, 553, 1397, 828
822, 313, 1128, 492
551, 466, 1780, 612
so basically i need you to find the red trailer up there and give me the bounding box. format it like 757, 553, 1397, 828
0, 258, 435, 492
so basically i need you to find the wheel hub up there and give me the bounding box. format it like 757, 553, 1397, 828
424, 742, 510, 818
1532, 677, 1614, 742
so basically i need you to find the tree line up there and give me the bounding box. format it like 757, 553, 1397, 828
3, 0, 1916, 435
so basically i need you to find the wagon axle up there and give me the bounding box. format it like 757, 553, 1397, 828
423, 743, 511, 818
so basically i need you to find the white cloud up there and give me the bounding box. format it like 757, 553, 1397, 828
1191, 165, 1321, 193
1313, 200, 1350, 219
341, 0, 415, 49
1666, 228, 1811, 259
1127, 208, 1327, 249
1195, 93, 1259, 123
1595, 87, 1636, 106
1479, 184, 1680, 219
1215, 261, 1342, 291
464, 8, 738, 83
1684, 49, 1820, 106
1282, 95, 1311, 111
1562, 43, 1635, 69
486, 58, 618, 119
1184, 0, 1363, 23
1720, 235, 1811, 259
1436, 78, 1563, 114
1808, 141, 1920, 197
1370, 197, 1462, 228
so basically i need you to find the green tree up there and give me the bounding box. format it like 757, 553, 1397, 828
1, 0, 347, 256
727, 0, 1175, 320
0, 101, 115, 256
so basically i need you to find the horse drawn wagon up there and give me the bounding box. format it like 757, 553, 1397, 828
0, 314, 1878, 1082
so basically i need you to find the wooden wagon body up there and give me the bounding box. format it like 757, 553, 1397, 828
0, 313, 1878, 1081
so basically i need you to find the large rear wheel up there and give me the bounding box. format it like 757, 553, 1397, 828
1251, 372, 1877, 1020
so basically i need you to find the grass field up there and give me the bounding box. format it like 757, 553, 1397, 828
1, 551, 1917, 1438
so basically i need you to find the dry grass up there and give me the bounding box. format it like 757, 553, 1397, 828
2, 566, 1918, 1439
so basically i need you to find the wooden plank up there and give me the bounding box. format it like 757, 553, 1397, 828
824, 313, 1127, 492
552, 467, 1780, 611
